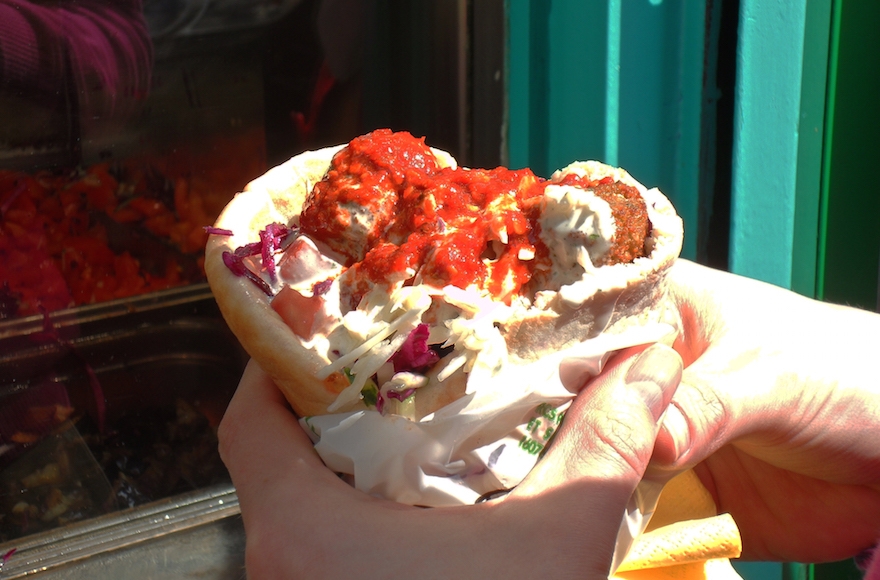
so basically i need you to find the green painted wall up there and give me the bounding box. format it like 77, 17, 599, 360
507, 0, 706, 260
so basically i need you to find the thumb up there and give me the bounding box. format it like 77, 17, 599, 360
650, 356, 732, 471
520, 343, 683, 493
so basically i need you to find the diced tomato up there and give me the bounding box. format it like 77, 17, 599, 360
5, 207, 37, 228
174, 177, 190, 220
183, 225, 208, 255
110, 205, 142, 223
83, 166, 118, 211
113, 253, 146, 297
1, 160, 213, 316
145, 258, 183, 292
144, 212, 175, 238
64, 236, 116, 267
271, 285, 324, 340
3, 221, 28, 240
38, 196, 64, 222
128, 196, 167, 218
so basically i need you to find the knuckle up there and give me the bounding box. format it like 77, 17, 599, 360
674, 377, 729, 447
578, 408, 654, 477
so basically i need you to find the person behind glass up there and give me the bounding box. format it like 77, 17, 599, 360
0, 0, 152, 115
219, 259, 880, 579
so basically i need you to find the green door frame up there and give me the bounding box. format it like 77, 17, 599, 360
728, 0, 833, 297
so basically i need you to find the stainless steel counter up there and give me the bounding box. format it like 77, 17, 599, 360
0, 484, 245, 579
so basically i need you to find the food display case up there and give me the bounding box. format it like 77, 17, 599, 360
0, 287, 247, 578
0, 0, 504, 576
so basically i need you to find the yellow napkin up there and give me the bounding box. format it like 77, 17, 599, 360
613, 470, 743, 580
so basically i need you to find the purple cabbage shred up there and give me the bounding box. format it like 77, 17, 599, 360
391, 324, 439, 373
260, 228, 278, 283
386, 388, 416, 402
312, 278, 333, 296
263, 223, 296, 256
244, 269, 273, 297
222, 250, 273, 296
2, 547, 15, 565
203, 226, 234, 236
222, 251, 247, 276
375, 391, 385, 415
234, 241, 262, 258
221, 222, 297, 296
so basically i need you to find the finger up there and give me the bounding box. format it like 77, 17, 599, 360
651, 343, 781, 471
492, 344, 682, 576
653, 333, 804, 472
651, 375, 729, 469
518, 343, 683, 495
218, 361, 352, 525
656, 357, 880, 485
218, 359, 325, 476
220, 361, 385, 578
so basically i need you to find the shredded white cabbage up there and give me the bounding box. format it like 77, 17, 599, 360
323, 280, 516, 413
328, 333, 409, 412
321, 286, 432, 379
323, 286, 434, 412
379, 372, 429, 399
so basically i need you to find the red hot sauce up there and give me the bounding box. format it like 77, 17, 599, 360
299, 129, 552, 304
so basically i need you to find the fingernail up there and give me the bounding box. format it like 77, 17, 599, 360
625, 344, 683, 420
656, 403, 690, 463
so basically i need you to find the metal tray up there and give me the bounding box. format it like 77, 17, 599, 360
0, 283, 222, 344
0, 484, 244, 579
0, 285, 248, 577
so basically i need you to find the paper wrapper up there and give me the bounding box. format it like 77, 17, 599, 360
300, 316, 743, 578
614, 470, 743, 579
302, 320, 667, 557
301, 321, 671, 504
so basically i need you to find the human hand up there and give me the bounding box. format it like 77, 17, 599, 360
218, 344, 683, 580
652, 259, 880, 562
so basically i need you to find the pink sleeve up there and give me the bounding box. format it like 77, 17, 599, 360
0, 0, 152, 103
858, 545, 880, 580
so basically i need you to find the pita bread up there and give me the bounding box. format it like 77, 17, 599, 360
205, 135, 683, 418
